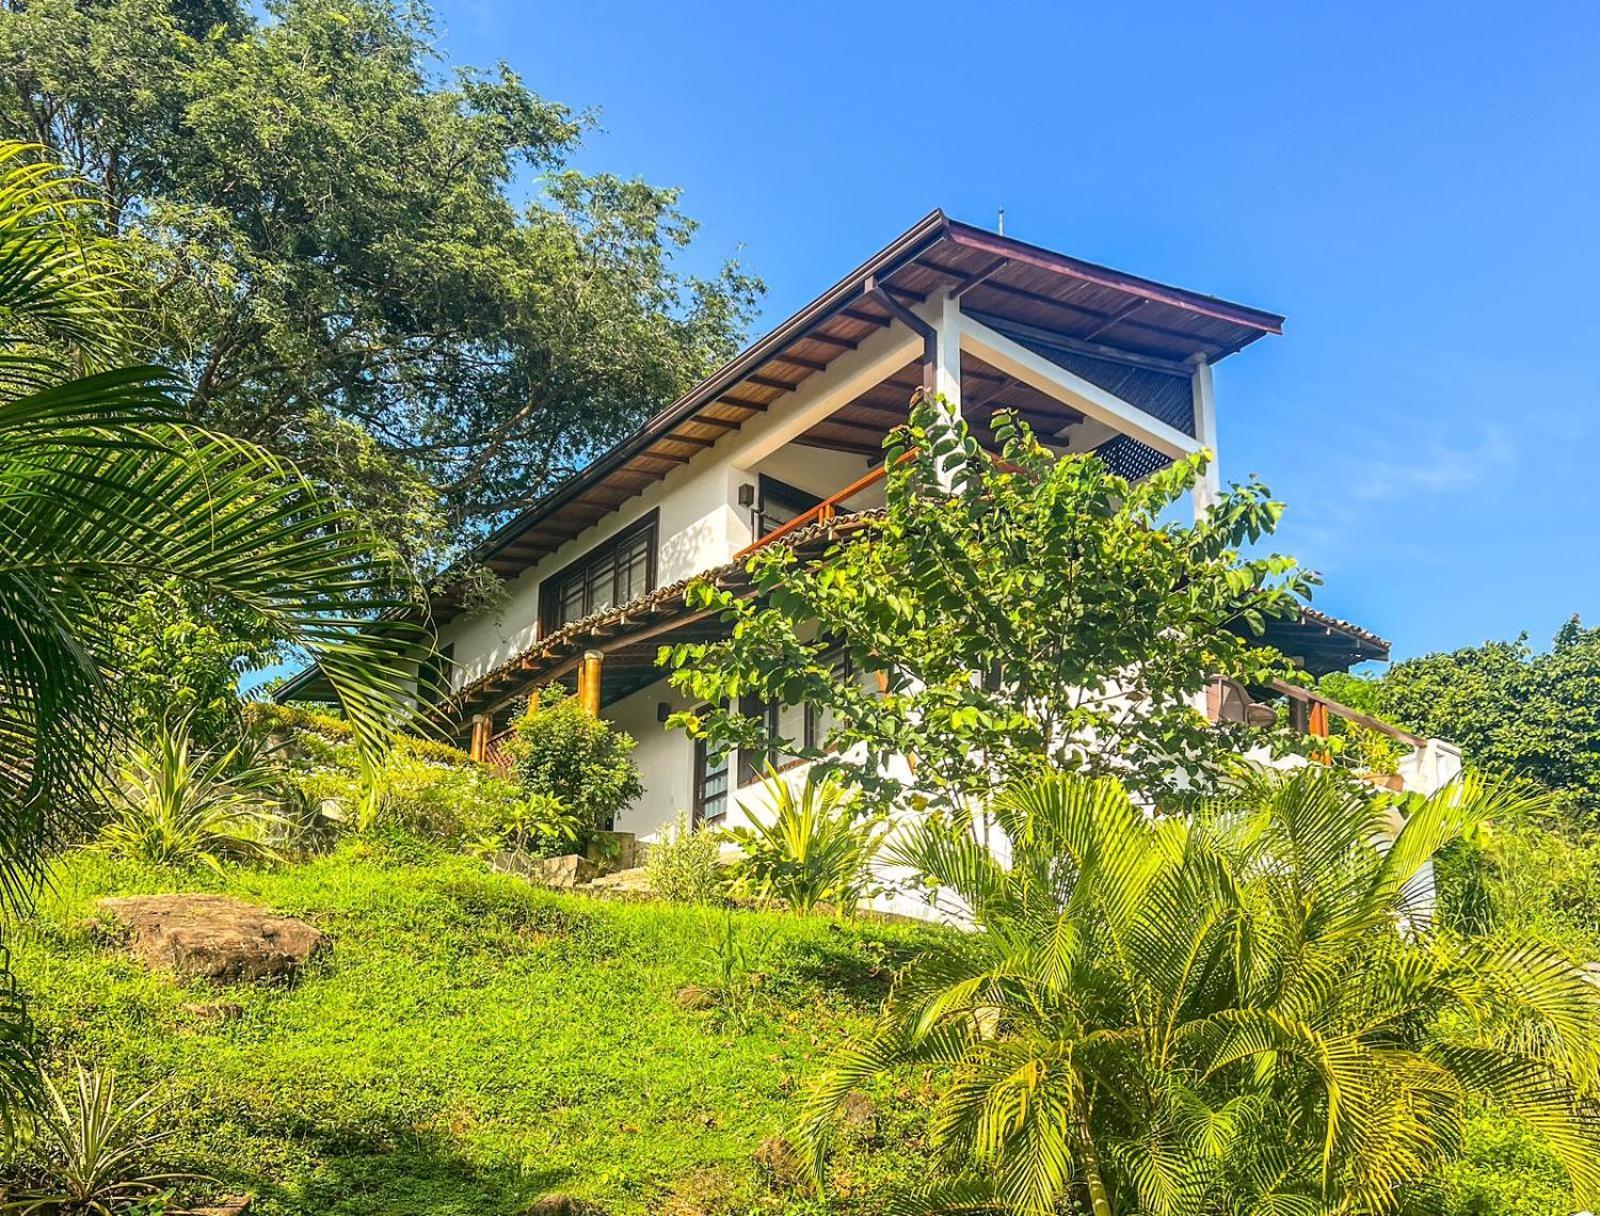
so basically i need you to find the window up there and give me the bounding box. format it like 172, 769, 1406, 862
754, 474, 822, 538
538, 511, 658, 633
735, 649, 860, 787
693, 734, 729, 827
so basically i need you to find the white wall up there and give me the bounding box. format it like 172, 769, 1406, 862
438, 319, 923, 698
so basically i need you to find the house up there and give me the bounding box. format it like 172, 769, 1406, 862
279, 210, 1461, 838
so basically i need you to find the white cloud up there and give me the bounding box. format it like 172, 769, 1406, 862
1348, 423, 1515, 503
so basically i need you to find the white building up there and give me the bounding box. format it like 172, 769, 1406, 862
280, 211, 1460, 838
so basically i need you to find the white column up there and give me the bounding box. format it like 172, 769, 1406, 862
1189, 355, 1220, 520
932, 294, 963, 488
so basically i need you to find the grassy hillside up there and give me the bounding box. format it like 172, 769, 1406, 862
6, 838, 945, 1215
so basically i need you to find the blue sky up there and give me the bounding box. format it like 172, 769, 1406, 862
429, 0, 1599, 662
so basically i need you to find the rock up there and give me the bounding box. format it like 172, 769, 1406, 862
536, 854, 599, 889
522, 1195, 603, 1216
584, 830, 641, 873
588, 866, 651, 896
489, 851, 598, 888
177, 1196, 251, 1216
96, 895, 325, 984
674, 984, 715, 1011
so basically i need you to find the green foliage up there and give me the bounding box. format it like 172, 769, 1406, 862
802, 767, 1600, 1216
252, 704, 529, 847
6, 842, 943, 1214
464, 792, 580, 861
1, 1063, 196, 1214
701, 913, 777, 1032
1314, 672, 1409, 776
97, 716, 286, 871
97, 579, 281, 750
508, 689, 644, 834
0, 0, 761, 561
666, 393, 1313, 820
725, 769, 884, 916
1367, 617, 1600, 819
644, 813, 725, 905
0, 138, 426, 894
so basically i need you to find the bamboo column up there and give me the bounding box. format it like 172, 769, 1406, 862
578, 649, 604, 717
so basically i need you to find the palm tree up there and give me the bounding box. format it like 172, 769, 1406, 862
802, 767, 1600, 1215
0, 143, 428, 1126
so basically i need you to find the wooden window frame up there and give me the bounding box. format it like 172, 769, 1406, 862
754, 473, 823, 539
692, 727, 730, 827
537, 509, 659, 635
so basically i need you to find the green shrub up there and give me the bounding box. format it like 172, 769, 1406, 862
465, 791, 582, 860
725, 768, 883, 916
645, 813, 725, 905
98, 717, 286, 871
249, 703, 525, 847
508, 688, 643, 833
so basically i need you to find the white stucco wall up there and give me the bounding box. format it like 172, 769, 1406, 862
437, 319, 924, 700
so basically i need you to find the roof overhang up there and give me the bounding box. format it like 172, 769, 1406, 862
431, 210, 1285, 619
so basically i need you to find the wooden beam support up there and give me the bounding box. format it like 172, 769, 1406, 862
717, 395, 770, 411
768, 352, 829, 372
747, 373, 801, 392
805, 330, 858, 350
840, 307, 891, 328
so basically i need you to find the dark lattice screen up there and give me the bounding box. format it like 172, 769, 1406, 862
1002, 331, 1197, 437
1095, 434, 1173, 481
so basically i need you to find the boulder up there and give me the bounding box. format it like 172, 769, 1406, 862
522, 1195, 604, 1216
588, 866, 651, 896
97, 895, 325, 984
178, 1197, 251, 1216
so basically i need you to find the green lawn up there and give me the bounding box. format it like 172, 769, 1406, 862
7, 838, 944, 1215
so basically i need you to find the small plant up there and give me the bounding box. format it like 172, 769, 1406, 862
508, 688, 643, 833
725, 768, 883, 916
2, 1063, 201, 1214
98, 716, 286, 872
644, 813, 725, 905
466, 792, 580, 859
702, 913, 775, 1031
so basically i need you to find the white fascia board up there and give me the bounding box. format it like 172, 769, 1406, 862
958, 314, 1202, 460
732, 321, 922, 468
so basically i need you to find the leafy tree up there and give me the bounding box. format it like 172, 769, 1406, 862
0, 142, 425, 1125
802, 767, 1600, 1216
0, 0, 761, 561
1359, 618, 1600, 817
508, 687, 643, 834
97, 578, 280, 747
665, 394, 1314, 817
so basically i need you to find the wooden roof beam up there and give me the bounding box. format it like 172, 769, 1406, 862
805, 330, 858, 351
747, 373, 801, 392
768, 352, 829, 373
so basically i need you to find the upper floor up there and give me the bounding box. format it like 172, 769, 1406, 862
419, 211, 1316, 724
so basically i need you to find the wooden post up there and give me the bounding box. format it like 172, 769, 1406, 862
578, 649, 604, 717
468, 713, 493, 762
1308, 699, 1331, 765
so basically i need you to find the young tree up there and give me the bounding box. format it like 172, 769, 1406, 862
802, 767, 1600, 1216
0, 0, 761, 562
664, 393, 1314, 817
